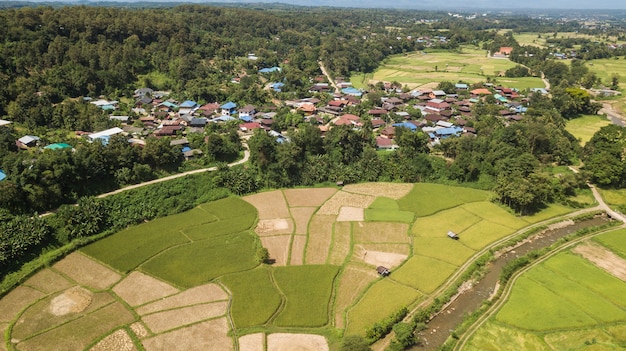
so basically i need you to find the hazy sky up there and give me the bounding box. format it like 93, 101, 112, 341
40, 0, 626, 10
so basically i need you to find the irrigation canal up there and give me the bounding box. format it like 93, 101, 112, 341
410, 216, 610, 351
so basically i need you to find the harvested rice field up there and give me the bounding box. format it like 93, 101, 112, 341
1, 183, 578, 351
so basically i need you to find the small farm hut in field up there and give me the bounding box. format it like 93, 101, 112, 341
447, 230, 459, 240
377, 266, 390, 276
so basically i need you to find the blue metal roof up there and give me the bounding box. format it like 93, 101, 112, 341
180, 100, 198, 108
259, 67, 281, 73
0, 170, 6, 181
392, 122, 417, 130
221, 102, 237, 110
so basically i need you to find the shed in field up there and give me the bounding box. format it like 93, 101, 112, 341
377, 266, 390, 276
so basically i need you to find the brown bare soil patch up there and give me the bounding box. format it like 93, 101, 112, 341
137, 283, 227, 315
53, 252, 121, 290
243, 191, 290, 219
573, 242, 626, 281
317, 191, 375, 215
343, 182, 413, 200
0, 286, 44, 323
142, 301, 228, 334
353, 222, 410, 243
260, 235, 291, 266
255, 218, 294, 236
24, 268, 73, 294
267, 333, 329, 351
0, 323, 7, 351
353, 245, 408, 268
130, 322, 149, 339
13, 292, 115, 341
328, 222, 352, 266
16, 302, 134, 351
238, 333, 264, 351
334, 265, 378, 328
283, 188, 337, 207
141, 318, 232, 351
336, 207, 364, 222
361, 251, 408, 269
90, 329, 137, 351
305, 214, 335, 264
113, 271, 179, 307
359, 243, 411, 256
290, 235, 307, 265
291, 207, 316, 235
49, 286, 93, 316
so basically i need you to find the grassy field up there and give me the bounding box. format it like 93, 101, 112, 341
565, 114, 612, 146
593, 228, 626, 259
81, 196, 255, 273
598, 188, 626, 206
365, 197, 415, 223
81, 220, 190, 273
346, 278, 421, 335
273, 265, 339, 327
141, 232, 259, 288
220, 267, 281, 328
350, 48, 545, 90
392, 255, 457, 293
464, 244, 626, 350
398, 183, 491, 217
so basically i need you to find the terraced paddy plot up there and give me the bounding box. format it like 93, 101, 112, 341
141, 232, 259, 288
365, 196, 414, 223
243, 191, 289, 219
346, 278, 421, 335
392, 255, 458, 293
305, 214, 335, 264
353, 222, 410, 243
260, 235, 291, 265
273, 265, 339, 327
594, 228, 626, 259
412, 206, 481, 237
343, 182, 413, 200
334, 264, 379, 329
82, 197, 256, 273
221, 268, 281, 328
283, 187, 337, 207
398, 183, 490, 217
464, 247, 626, 351
317, 191, 375, 215
413, 237, 476, 266
328, 221, 352, 265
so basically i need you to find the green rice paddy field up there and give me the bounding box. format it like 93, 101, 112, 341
565, 114, 612, 146
75, 182, 586, 343
463, 233, 626, 351
350, 48, 545, 90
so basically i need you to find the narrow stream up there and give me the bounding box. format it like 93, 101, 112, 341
410, 216, 609, 351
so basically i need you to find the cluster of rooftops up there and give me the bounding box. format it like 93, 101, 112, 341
2, 80, 545, 162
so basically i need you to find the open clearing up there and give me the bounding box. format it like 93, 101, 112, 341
350, 48, 545, 90
565, 114, 612, 146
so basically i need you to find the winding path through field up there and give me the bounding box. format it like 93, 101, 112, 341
97, 141, 250, 198
318, 61, 340, 94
